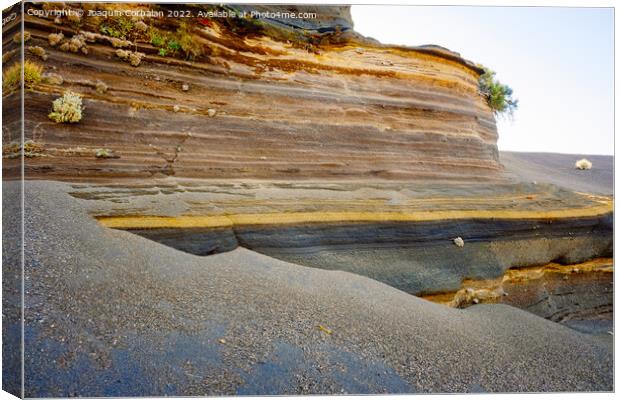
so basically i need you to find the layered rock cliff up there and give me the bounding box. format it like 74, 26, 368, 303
3, 2, 612, 297
7, 3, 499, 181
3, 1, 611, 297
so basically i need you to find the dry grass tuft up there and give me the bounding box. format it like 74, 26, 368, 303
2, 60, 43, 92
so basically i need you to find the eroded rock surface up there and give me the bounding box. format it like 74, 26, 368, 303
423, 258, 613, 334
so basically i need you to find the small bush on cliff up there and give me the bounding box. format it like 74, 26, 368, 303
13, 31, 31, 44
176, 22, 203, 60
94, 148, 116, 158
28, 46, 48, 61
478, 67, 518, 117
2, 139, 45, 158
116, 49, 144, 67
100, 16, 134, 39
575, 158, 592, 170
48, 91, 83, 123
23, 140, 45, 157
3, 60, 43, 92
149, 28, 167, 47
148, 24, 201, 59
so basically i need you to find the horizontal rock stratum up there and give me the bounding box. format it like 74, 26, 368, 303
6, 3, 500, 181
74, 179, 613, 296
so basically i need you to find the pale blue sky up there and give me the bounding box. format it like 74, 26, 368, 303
352, 6, 614, 155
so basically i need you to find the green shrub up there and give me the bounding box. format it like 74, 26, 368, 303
48, 91, 83, 123
148, 28, 181, 57
478, 67, 518, 117
100, 16, 134, 39
149, 28, 166, 47
167, 39, 181, 53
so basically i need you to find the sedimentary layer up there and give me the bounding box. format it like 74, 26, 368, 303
423, 258, 613, 333
7, 3, 501, 181
66, 179, 614, 295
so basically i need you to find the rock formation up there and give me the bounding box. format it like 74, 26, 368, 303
6, 3, 500, 181
2, 3, 613, 396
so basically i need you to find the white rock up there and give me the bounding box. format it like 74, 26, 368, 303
207, 108, 217, 117
453, 237, 465, 248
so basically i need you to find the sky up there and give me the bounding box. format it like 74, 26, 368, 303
351, 6, 614, 155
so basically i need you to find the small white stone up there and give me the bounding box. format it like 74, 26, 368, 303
207, 108, 217, 117
181, 83, 190, 91
472, 298, 479, 304
453, 237, 465, 248
173, 105, 180, 113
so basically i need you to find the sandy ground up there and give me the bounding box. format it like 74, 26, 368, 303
500, 151, 613, 195
2, 180, 612, 396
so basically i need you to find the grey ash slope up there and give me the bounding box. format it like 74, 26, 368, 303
500, 151, 613, 195
14, 180, 613, 396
